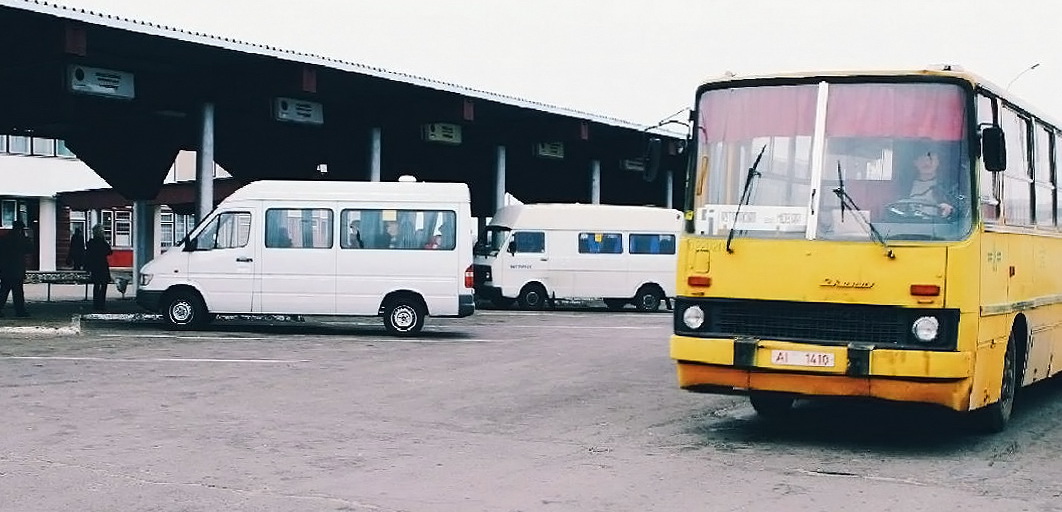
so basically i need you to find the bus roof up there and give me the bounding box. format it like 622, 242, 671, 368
489, 203, 683, 232
223, 180, 470, 204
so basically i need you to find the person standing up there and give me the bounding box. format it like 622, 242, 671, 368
85, 224, 113, 312
66, 226, 86, 270
0, 220, 31, 318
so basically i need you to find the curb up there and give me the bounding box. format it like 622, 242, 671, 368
0, 315, 82, 337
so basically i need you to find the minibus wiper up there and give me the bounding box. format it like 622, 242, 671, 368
725, 144, 767, 253
832, 161, 894, 259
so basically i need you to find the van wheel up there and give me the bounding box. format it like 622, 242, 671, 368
970, 331, 1018, 433
164, 290, 207, 330
384, 298, 426, 336
518, 283, 549, 311
635, 286, 663, 312
603, 299, 628, 311
750, 391, 796, 419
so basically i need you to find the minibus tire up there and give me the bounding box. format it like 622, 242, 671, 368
970, 331, 1018, 433
384, 298, 426, 336
517, 283, 548, 310
163, 290, 207, 330
635, 286, 663, 312
749, 391, 796, 418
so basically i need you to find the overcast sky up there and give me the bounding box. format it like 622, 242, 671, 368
59, 0, 1059, 128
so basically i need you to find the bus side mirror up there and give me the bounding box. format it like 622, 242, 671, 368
981, 125, 1006, 172
643, 137, 662, 182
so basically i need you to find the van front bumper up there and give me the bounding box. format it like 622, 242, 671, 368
136, 290, 164, 312
671, 334, 975, 411
458, 293, 476, 317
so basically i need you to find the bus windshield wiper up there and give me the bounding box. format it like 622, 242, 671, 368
725, 144, 767, 253
832, 161, 894, 259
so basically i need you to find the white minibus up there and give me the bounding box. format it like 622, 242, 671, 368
473, 203, 682, 311
136, 179, 475, 334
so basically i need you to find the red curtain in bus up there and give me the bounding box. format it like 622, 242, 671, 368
698, 85, 818, 143
826, 83, 965, 141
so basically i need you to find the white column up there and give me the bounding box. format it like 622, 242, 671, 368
665, 170, 674, 209
38, 197, 57, 271
196, 102, 216, 223
590, 159, 601, 204
369, 127, 382, 182
495, 145, 506, 213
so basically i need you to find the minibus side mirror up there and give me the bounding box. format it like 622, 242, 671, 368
182, 237, 198, 252
981, 125, 1006, 172
507, 241, 516, 255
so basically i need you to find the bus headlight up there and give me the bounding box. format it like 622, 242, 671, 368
682, 305, 705, 329
139, 273, 153, 287
911, 316, 939, 342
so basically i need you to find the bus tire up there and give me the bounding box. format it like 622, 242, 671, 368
971, 331, 1018, 434
163, 289, 207, 330
603, 298, 628, 311
383, 297, 426, 336
635, 285, 663, 312
749, 391, 796, 419
518, 283, 549, 311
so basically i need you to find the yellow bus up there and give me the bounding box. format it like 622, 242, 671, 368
662, 67, 1062, 432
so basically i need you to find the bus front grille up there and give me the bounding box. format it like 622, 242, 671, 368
674, 298, 958, 349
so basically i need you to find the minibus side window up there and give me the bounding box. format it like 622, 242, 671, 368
511, 231, 545, 253
629, 234, 676, 255
578, 232, 622, 254
193, 212, 251, 251
266, 208, 333, 249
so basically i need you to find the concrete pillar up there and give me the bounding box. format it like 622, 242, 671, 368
495, 145, 506, 214
665, 170, 674, 209
590, 159, 601, 204
132, 201, 156, 293
38, 197, 57, 271
196, 102, 216, 223
369, 127, 382, 182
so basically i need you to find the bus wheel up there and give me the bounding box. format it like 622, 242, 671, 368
635, 286, 663, 312
164, 290, 207, 330
384, 298, 426, 336
518, 283, 548, 311
749, 391, 796, 419
971, 331, 1018, 433
603, 298, 628, 311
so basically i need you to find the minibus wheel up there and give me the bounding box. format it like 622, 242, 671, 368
971, 330, 1018, 433
164, 290, 206, 330
749, 391, 796, 418
635, 286, 663, 312
384, 298, 426, 335
518, 283, 548, 310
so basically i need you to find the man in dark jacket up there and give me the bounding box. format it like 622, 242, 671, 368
0, 220, 32, 318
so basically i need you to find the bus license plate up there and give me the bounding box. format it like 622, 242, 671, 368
770, 349, 835, 368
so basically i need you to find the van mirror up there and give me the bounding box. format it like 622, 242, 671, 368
643, 137, 662, 182
981, 125, 1006, 172
182, 237, 198, 252
507, 240, 516, 255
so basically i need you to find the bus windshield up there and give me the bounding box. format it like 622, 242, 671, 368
692, 81, 973, 242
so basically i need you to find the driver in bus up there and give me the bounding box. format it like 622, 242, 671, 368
891, 149, 957, 219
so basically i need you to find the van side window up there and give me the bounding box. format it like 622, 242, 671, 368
578, 232, 622, 254
266, 208, 333, 249
193, 212, 251, 250
629, 234, 676, 255
512, 231, 545, 253
341, 209, 457, 250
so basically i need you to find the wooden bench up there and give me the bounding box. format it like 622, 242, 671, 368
24, 270, 131, 301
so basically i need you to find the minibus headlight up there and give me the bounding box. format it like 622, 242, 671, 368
911, 316, 939, 342
139, 273, 153, 287
682, 305, 705, 329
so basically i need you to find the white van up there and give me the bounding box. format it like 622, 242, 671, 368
473, 203, 682, 311
136, 179, 476, 334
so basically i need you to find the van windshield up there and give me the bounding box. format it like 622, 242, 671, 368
475, 226, 511, 256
